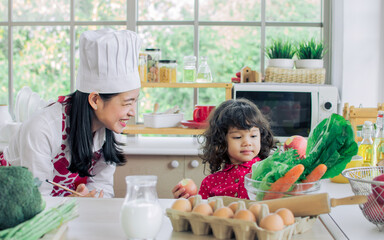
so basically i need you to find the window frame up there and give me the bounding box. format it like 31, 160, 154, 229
1, 0, 332, 117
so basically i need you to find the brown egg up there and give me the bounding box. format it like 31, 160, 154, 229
192, 203, 213, 216
208, 200, 216, 210
227, 202, 239, 213
171, 198, 192, 212
259, 214, 285, 231
188, 195, 197, 207
213, 206, 234, 218
248, 203, 262, 219
275, 208, 295, 225
233, 209, 256, 222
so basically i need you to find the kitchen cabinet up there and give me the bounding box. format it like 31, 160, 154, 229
114, 154, 207, 198
122, 82, 233, 135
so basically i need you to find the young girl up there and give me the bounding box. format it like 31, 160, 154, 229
0, 29, 142, 198
172, 99, 274, 199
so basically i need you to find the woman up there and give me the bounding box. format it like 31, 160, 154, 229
0, 29, 142, 198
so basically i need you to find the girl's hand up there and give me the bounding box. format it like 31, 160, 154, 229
172, 183, 190, 199
67, 184, 104, 198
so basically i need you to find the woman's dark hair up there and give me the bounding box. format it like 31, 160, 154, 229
198, 99, 275, 174
67, 91, 126, 177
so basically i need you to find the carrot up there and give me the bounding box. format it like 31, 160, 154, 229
291, 164, 327, 192
263, 164, 305, 200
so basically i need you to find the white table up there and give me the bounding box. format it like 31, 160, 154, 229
43, 197, 332, 240
42, 180, 384, 240
320, 180, 384, 240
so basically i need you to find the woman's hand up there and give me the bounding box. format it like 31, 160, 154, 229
172, 183, 190, 199
67, 184, 104, 198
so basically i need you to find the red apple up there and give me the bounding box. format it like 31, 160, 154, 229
372, 174, 384, 205
179, 178, 197, 196
284, 135, 307, 159
362, 193, 384, 223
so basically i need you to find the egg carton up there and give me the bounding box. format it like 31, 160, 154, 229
166, 196, 317, 240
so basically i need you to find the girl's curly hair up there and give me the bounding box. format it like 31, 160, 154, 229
198, 99, 275, 174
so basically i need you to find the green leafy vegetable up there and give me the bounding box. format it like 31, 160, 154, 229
302, 113, 358, 179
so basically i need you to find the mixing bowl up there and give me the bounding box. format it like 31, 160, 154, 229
342, 166, 384, 230
244, 173, 321, 201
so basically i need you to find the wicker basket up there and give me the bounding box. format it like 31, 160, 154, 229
264, 67, 326, 84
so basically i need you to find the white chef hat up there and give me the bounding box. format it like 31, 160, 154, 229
76, 29, 142, 94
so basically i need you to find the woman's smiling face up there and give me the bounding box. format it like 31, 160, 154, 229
226, 126, 261, 165
92, 88, 140, 133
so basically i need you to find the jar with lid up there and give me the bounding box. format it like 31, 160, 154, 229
144, 48, 161, 82
196, 56, 213, 83
138, 53, 147, 83
159, 60, 177, 83
183, 56, 196, 82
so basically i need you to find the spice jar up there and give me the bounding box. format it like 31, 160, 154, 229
144, 48, 161, 82
138, 53, 147, 83
159, 60, 177, 83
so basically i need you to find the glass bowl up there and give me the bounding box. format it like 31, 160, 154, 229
342, 166, 384, 230
244, 173, 321, 201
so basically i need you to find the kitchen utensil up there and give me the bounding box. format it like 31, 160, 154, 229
45, 179, 84, 197
193, 105, 215, 122
253, 192, 366, 217
244, 173, 321, 201
153, 102, 159, 114
342, 166, 384, 229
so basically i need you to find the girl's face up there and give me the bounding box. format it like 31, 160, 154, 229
91, 88, 140, 133
226, 126, 261, 165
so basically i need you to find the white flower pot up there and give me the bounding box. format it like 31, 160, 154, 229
295, 59, 324, 69
268, 59, 294, 69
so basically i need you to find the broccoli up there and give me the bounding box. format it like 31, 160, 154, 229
0, 166, 44, 230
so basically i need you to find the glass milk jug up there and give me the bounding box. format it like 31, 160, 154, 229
120, 175, 163, 240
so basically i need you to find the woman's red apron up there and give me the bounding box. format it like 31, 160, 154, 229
0, 96, 100, 196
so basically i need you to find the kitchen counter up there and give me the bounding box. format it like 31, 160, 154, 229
0, 136, 202, 156
41, 180, 384, 240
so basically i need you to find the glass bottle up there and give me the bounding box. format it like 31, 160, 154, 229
374, 111, 384, 165
183, 56, 196, 83
358, 121, 374, 166
196, 56, 213, 83
120, 175, 163, 240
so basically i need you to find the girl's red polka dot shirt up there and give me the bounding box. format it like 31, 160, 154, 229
198, 157, 261, 199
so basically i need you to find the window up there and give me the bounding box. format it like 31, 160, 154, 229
0, 0, 330, 124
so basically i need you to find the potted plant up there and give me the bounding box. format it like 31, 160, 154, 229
265, 39, 296, 69
295, 38, 325, 69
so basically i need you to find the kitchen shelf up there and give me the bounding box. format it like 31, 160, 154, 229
122, 82, 233, 135
123, 125, 205, 135
141, 82, 233, 100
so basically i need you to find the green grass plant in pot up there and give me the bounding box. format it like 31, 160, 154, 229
295, 38, 325, 69
265, 39, 296, 69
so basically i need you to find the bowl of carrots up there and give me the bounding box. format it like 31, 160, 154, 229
244, 173, 321, 201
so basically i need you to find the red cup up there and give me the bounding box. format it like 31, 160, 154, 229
193, 105, 215, 122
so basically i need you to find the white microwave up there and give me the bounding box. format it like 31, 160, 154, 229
233, 83, 339, 143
